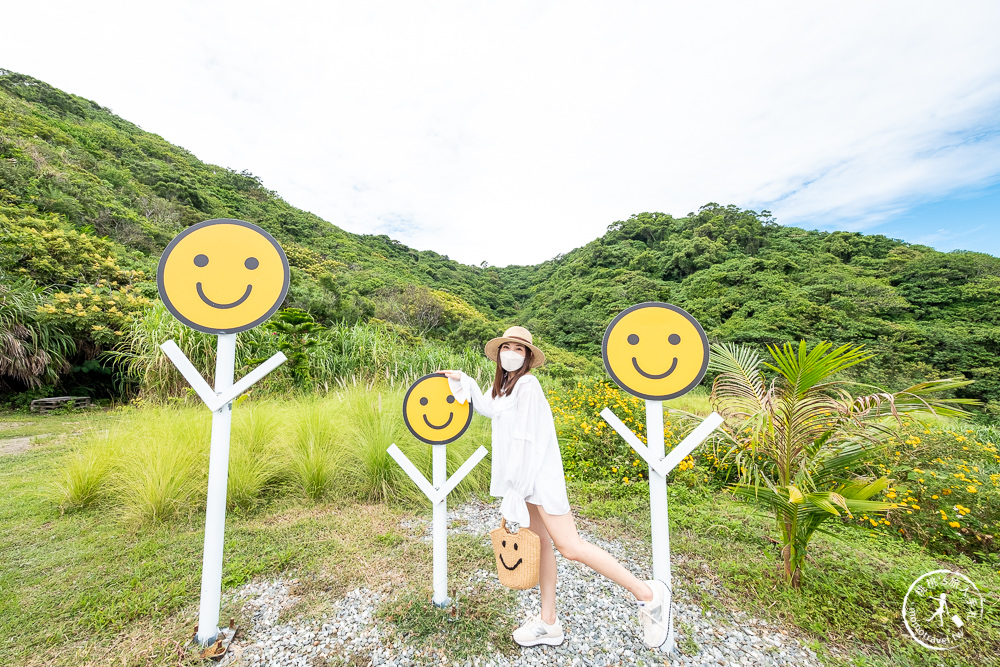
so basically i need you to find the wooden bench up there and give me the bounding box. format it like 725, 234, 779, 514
29, 396, 92, 413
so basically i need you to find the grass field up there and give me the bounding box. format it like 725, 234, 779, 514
1, 405, 997, 666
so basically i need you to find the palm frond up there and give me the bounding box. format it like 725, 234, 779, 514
709, 342, 769, 418
765, 341, 872, 399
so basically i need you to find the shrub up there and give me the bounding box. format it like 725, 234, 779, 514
709, 341, 973, 588
857, 421, 1000, 562
549, 377, 710, 485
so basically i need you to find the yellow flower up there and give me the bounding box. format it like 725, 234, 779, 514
967, 486, 977, 493
949, 521, 960, 528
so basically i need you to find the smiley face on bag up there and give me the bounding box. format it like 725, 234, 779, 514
497, 534, 525, 571
402, 373, 473, 445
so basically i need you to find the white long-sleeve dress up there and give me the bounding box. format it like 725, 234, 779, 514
448, 372, 570, 527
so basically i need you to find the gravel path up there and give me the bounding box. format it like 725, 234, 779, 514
220, 499, 823, 666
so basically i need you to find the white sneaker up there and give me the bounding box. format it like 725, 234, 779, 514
637, 579, 670, 649
512, 613, 564, 647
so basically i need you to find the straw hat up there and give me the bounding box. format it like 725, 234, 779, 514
484, 326, 545, 368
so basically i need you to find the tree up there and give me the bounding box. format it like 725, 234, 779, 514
265, 308, 324, 387
709, 341, 975, 588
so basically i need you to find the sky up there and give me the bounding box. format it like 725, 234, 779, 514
4, 1, 1000, 267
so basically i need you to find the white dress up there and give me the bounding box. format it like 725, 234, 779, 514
448, 372, 570, 527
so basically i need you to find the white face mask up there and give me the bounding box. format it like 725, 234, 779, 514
499, 350, 525, 372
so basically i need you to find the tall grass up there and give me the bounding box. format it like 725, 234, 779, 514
50, 377, 499, 523
115, 303, 276, 401
339, 386, 419, 502
114, 408, 209, 522
229, 402, 283, 509
116, 309, 496, 401
52, 423, 123, 511
283, 397, 346, 501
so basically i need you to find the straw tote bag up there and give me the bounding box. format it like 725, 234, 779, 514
489, 518, 540, 590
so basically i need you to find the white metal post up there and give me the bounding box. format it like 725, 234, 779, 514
432, 444, 449, 607
646, 400, 670, 585
386, 442, 486, 606
196, 333, 236, 645
646, 399, 675, 654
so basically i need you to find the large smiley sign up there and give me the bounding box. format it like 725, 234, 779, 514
402, 373, 474, 445
157, 218, 290, 334
602, 302, 709, 401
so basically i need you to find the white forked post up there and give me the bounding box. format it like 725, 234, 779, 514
387, 443, 489, 606
600, 405, 723, 654
160, 334, 287, 645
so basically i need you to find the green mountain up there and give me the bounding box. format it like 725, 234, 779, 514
2, 70, 998, 415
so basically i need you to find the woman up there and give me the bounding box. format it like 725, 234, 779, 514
440, 326, 669, 649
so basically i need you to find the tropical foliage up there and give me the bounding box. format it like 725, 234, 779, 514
708, 341, 976, 587
0, 271, 74, 390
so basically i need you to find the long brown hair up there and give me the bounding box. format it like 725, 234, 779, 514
491, 347, 534, 398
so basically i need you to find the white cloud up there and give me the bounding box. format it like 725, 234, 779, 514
5, 1, 1000, 265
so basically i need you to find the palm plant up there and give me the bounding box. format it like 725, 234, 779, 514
709, 340, 975, 588
0, 273, 74, 390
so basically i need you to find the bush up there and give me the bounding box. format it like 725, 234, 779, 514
549, 377, 710, 485
856, 420, 1000, 562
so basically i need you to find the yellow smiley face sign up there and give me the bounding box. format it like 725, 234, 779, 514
157, 219, 290, 334
403, 373, 473, 445
602, 302, 709, 401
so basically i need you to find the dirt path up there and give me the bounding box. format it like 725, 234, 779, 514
0, 436, 33, 455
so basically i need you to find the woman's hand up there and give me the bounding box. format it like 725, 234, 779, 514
437, 370, 462, 380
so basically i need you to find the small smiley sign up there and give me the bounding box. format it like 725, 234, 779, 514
403, 373, 473, 445
602, 302, 709, 401
157, 219, 290, 334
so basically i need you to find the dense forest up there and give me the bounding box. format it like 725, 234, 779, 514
2, 69, 999, 416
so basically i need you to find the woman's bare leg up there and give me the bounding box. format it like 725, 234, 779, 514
533, 504, 653, 602
527, 503, 559, 625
